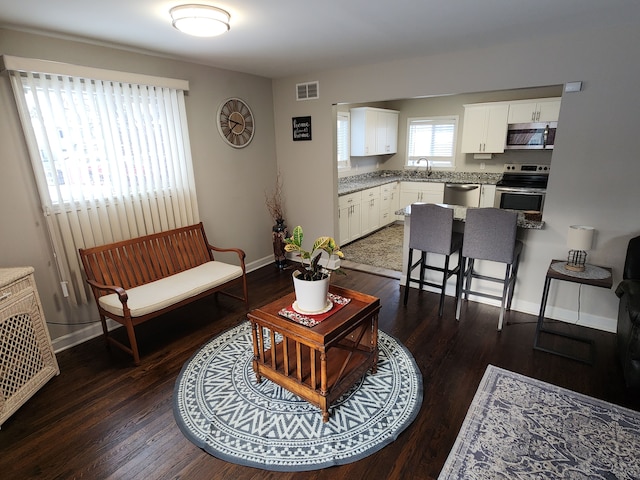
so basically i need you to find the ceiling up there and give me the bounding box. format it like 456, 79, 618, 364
1, 0, 639, 79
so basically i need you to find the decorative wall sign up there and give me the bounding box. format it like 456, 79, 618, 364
292, 116, 312, 141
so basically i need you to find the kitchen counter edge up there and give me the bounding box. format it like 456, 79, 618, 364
338, 171, 502, 196
395, 204, 544, 230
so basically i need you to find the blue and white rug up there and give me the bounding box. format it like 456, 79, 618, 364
173, 321, 422, 471
440, 365, 640, 479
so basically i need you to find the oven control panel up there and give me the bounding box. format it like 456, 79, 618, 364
503, 163, 550, 173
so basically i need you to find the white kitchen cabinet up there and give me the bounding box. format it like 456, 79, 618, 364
379, 181, 399, 226
479, 184, 497, 208
508, 98, 561, 124
360, 186, 381, 236
338, 191, 362, 245
375, 110, 399, 154
399, 182, 445, 212
350, 107, 399, 156
460, 103, 509, 154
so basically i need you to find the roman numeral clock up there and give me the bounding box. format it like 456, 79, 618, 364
217, 97, 255, 148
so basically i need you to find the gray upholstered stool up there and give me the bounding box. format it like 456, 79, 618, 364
455, 207, 522, 330
404, 203, 463, 317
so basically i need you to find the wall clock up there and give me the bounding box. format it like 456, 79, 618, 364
217, 97, 255, 148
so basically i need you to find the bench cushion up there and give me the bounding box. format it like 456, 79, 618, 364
98, 261, 243, 318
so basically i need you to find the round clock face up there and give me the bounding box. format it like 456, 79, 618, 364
217, 97, 255, 148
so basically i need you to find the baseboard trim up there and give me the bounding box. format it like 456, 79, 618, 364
401, 274, 617, 334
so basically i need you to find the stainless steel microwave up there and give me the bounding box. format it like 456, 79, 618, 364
505, 122, 557, 150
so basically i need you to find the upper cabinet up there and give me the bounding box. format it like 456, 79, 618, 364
350, 107, 399, 156
461, 97, 562, 155
460, 103, 510, 154
508, 98, 561, 124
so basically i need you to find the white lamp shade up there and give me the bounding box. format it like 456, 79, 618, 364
170, 5, 230, 37
567, 225, 594, 250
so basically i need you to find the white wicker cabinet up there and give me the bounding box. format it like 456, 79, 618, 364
0, 267, 59, 427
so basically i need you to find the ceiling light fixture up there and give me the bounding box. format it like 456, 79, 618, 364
170, 4, 230, 37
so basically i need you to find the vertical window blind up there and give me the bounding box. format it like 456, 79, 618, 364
6, 59, 199, 306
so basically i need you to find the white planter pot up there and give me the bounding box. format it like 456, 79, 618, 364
292, 270, 330, 313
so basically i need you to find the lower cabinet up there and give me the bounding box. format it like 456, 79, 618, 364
339, 182, 401, 246
338, 191, 361, 246
399, 182, 445, 210
360, 186, 381, 236
479, 184, 497, 208
379, 182, 399, 226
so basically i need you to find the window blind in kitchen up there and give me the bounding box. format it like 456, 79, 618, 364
5, 58, 199, 306
407, 116, 457, 168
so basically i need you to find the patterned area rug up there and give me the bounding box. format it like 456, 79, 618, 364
340, 223, 404, 272
439, 365, 640, 479
173, 321, 422, 471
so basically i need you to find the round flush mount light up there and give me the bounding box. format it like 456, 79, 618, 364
170, 4, 230, 37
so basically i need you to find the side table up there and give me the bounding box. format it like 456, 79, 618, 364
533, 260, 613, 364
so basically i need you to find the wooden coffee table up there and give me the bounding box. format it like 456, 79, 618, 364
247, 285, 380, 422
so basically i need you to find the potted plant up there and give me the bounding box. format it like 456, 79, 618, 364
284, 225, 344, 313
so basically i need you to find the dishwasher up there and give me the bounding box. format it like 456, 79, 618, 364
443, 183, 481, 207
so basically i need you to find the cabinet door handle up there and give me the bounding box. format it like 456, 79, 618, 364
0, 291, 12, 302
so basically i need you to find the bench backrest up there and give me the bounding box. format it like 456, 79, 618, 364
79, 222, 213, 295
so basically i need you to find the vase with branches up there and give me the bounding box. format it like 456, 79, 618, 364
265, 172, 287, 269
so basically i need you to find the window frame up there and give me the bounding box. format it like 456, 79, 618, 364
337, 111, 351, 171
405, 115, 458, 169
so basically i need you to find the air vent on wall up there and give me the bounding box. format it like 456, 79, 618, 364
296, 81, 319, 101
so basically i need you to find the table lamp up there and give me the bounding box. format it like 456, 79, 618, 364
566, 225, 594, 272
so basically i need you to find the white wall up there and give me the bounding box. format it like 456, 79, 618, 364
273, 21, 640, 332
0, 29, 278, 348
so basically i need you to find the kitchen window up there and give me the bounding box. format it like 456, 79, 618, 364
407, 115, 458, 168
337, 111, 351, 170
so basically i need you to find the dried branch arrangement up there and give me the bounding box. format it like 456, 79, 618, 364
265, 171, 285, 222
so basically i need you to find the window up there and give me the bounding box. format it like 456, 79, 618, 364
5, 56, 198, 305
406, 116, 458, 168
337, 111, 351, 170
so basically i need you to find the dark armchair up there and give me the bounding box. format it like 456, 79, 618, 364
616, 235, 640, 390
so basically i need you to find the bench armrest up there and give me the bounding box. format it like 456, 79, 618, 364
208, 244, 246, 264
86, 279, 129, 303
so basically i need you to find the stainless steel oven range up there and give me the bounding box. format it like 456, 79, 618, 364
494, 163, 549, 213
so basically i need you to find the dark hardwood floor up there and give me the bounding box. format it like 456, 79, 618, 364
2, 264, 638, 479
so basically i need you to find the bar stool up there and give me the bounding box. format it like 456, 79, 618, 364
455, 207, 522, 330
403, 203, 463, 317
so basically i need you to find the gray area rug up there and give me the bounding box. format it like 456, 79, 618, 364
173, 321, 422, 471
341, 223, 404, 272
440, 365, 640, 479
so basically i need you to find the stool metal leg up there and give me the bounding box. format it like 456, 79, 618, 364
438, 255, 450, 317
497, 264, 511, 331
403, 248, 414, 305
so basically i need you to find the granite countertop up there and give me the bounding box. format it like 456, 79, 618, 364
396, 203, 544, 230
338, 170, 502, 195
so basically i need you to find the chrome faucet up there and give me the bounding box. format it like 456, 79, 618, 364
417, 157, 433, 176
